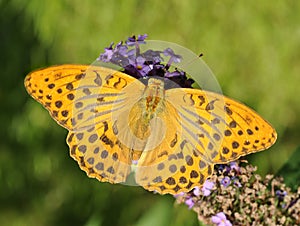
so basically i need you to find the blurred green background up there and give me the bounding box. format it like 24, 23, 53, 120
1, 0, 299, 225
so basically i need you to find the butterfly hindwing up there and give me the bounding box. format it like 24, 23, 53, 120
136, 89, 214, 194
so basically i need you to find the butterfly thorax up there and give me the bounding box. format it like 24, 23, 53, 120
128, 78, 165, 140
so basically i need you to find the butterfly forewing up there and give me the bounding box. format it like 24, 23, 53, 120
25, 65, 139, 183
25, 65, 89, 129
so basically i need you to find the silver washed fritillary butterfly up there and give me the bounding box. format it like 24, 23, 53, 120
24, 64, 277, 194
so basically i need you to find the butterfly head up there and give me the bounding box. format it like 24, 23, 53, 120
146, 78, 165, 98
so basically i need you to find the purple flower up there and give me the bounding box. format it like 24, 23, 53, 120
173, 192, 185, 198
123, 55, 152, 77
142, 49, 163, 63
276, 189, 287, 203
216, 164, 226, 173
97, 42, 114, 62
221, 176, 231, 187
163, 48, 181, 63
201, 180, 215, 196
126, 34, 148, 46
131, 55, 145, 68
97, 34, 195, 88
211, 212, 232, 226
185, 197, 195, 209
193, 186, 200, 196
163, 47, 182, 69
229, 162, 240, 172
217, 162, 240, 175
232, 178, 242, 188
110, 42, 132, 66
276, 190, 287, 197
165, 69, 184, 78
115, 41, 128, 55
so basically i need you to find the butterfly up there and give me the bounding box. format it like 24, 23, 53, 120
24, 64, 277, 194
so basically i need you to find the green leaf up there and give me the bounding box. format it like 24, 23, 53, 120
276, 146, 300, 191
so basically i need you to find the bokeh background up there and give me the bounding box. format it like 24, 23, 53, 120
1, 1, 299, 225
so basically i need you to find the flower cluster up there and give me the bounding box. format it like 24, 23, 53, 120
175, 161, 300, 226
98, 34, 195, 88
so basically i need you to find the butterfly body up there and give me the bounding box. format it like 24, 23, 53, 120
128, 78, 165, 140
25, 64, 277, 194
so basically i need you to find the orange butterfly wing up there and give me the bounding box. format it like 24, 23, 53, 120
25, 65, 142, 183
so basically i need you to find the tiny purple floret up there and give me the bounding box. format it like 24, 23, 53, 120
193, 186, 201, 196
221, 176, 231, 187
229, 162, 240, 172
201, 180, 215, 196
211, 212, 232, 226
185, 197, 195, 209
